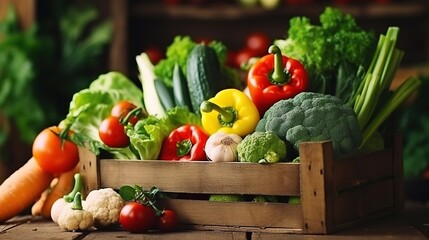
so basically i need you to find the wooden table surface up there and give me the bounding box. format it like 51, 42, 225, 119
1, 201, 428, 240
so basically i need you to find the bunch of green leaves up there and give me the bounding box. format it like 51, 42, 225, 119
35, 1, 113, 123
154, 35, 242, 89
0, 6, 45, 146
62, 72, 144, 159
0, 2, 112, 158
63, 71, 201, 160
126, 106, 201, 160
274, 7, 376, 97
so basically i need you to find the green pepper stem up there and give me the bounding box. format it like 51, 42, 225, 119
200, 101, 234, 123
268, 45, 287, 84
71, 192, 83, 210
63, 173, 83, 203
177, 139, 192, 157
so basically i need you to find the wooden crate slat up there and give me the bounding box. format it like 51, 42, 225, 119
333, 149, 393, 191
299, 141, 335, 234
98, 159, 301, 196
78, 147, 100, 197
78, 135, 403, 234
334, 178, 395, 225
162, 199, 303, 230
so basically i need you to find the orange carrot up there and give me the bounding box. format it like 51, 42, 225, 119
39, 163, 80, 219
31, 178, 58, 216
31, 186, 50, 216
0, 157, 54, 223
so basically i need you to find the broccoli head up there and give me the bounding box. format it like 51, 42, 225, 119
237, 131, 287, 163
256, 92, 362, 157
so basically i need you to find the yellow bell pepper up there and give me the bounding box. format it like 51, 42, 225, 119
200, 88, 260, 137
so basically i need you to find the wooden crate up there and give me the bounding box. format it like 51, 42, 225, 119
79, 135, 404, 234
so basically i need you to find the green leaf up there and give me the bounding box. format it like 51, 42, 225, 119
119, 185, 136, 201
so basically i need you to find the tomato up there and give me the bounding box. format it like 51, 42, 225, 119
120, 202, 156, 233
145, 46, 164, 65
234, 48, 254, 68
111, 100, 140, 125
227, 50, 238, 68
157, 209, 178, 232
245, 32, 271, 57
98, 116, 130, 148
32, 126, 79, 175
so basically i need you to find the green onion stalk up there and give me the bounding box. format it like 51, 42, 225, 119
351, 26, 422, 148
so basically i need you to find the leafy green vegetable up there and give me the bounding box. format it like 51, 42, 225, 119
154, 36, 196, 87
399, 74, 428, 179
0, 2, 112, 163
126, 107, 201, 160
209, 194, 245, 202
62, 69, 202, 160
274, 7, 376, 97
0, 6, 45, 145
62, 72, 143, 159
37, 2, 113, 119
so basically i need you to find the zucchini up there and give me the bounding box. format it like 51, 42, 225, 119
186, 44, 223, 114
172, 63, 192, 110
154, 78, 175, 111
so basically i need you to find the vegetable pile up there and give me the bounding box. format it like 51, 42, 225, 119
0, 6, 422, 234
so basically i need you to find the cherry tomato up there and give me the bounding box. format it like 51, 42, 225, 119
245, 32, 271, 57
145, 46, 164, 65
98, 116, 130, 148
111, 100, 140, 125
157, 209, 178, 232
32, 126, 79, 175
120, 202, 156, 233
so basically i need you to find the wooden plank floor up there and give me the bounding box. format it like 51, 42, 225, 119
0, 202, 428, 240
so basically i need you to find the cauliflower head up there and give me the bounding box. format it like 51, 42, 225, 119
237, 131, 287, 163
58, 204, 94, 232
57, 192, 94, 232
84, 188, 125, 229
256, 92, 362, 156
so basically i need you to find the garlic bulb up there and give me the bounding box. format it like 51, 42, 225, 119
205, 131, 242, 162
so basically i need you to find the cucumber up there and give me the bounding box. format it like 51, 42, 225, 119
172, 63, 192, 110
154, 78, 175, 111
186, 44, 224, 114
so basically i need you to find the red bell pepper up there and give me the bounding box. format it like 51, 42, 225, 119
247, 45, 308, 115
159, 124, 209, 161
